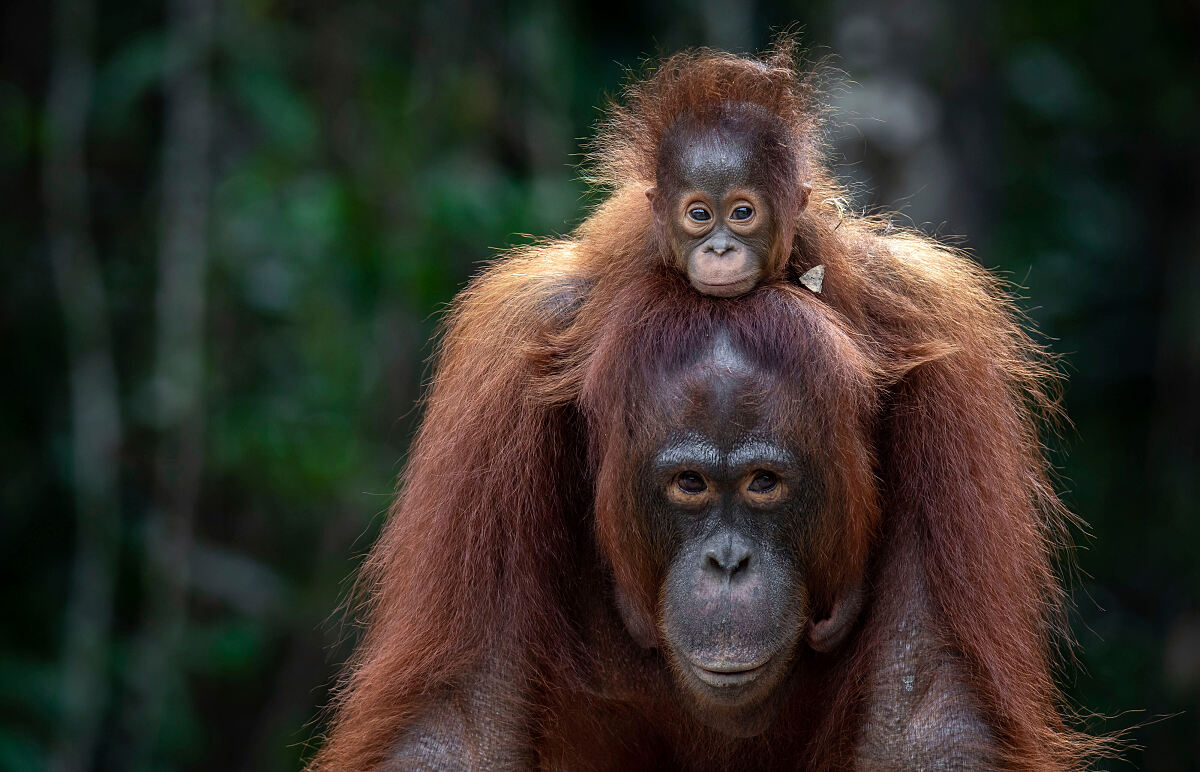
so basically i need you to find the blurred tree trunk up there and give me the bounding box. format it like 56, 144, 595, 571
42, 0, 122, 770
120, 0, 214, 766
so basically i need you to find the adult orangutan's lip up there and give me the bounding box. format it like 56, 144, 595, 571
689, 659, 770, 687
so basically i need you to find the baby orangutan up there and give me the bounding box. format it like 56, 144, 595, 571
647, 103, 812, 297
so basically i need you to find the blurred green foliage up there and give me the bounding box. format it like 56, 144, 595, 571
2, 0, 1198, 769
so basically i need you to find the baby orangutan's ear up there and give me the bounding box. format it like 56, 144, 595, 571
645, 186, 662, 224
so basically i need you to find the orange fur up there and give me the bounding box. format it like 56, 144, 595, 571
310, 38, 1100, 770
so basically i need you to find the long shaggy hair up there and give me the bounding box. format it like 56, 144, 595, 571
310, 37, 1103, 770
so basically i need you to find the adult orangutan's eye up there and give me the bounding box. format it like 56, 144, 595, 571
676, 471, 707, 493
747, 471, 777, 493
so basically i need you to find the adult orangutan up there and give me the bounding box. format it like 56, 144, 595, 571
310, 40, 1102, 770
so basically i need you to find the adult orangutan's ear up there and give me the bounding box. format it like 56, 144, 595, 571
798, 182, 812, 211
808, 580, 864, 653
644, 185, 656, 203
614, 582, 657, 649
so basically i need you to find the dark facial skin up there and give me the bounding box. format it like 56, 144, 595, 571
652, 430, 808, 736
647, 132, 775, 298
629, 333, 861, 737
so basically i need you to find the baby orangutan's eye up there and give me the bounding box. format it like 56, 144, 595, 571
730, 205, 754, 221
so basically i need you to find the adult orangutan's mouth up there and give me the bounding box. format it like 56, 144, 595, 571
689, 659, 770, 688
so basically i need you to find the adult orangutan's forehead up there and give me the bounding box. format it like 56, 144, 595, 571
657, 329, 775, 431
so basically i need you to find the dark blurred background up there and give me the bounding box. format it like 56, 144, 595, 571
2, 0, 1198, 769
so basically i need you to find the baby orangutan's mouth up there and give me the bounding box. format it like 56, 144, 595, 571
691, 274, 758, 297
